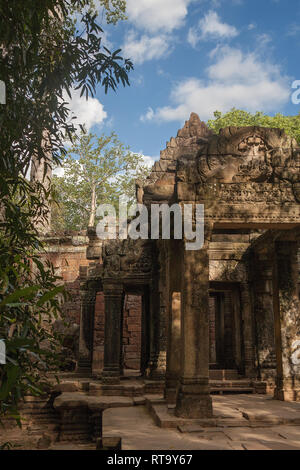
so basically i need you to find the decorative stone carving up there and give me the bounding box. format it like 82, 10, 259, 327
140, 122, 300, 226
197, 127, 299, 186
78, 287, 97, 374
209, 260, 247, 282
103, 239, 153, 279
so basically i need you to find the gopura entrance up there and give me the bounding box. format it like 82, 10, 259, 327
78, 113, 300, 420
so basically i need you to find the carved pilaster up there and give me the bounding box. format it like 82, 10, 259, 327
165, 292, 181, 403
223, 291, 235, 369
102, 282, 124, 384
240, 282, 255, 378
78, 287, 97, 375
145, 280, 160, 379
149, 242, 168, 379
273, 241, 300, 401
252, 249, 276, 381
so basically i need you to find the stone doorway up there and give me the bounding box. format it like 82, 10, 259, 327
209, 286, 243, 376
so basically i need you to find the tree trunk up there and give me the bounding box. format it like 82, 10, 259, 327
30, 130, 52, 234
88, 184, 96, 227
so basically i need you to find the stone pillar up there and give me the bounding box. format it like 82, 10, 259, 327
146, 279, 161, 379
141, 287, 150, 376
273, 241, 300, 401
215, 294, 225, 368
102, 282, 124, 384
165, 292, 181, 403
252, 250, 276, 381
240, 282, 255, 378
149, 241, 168, 379
78, 287, 97, 375
223, 291, 235, 369
154, 299, 167, 379
232, 286, 242, 373
175, 241, 213, 419
119, 303, 124, 377
164, 240, 182, 403
209, 296, 217, 366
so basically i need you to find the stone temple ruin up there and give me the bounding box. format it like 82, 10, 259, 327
76, 112, 300, 422
5, 113, 300, 448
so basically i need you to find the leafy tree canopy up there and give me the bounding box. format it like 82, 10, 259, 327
86, 0, 127, 24
52, 131, 151, 231
207, 109, 300, 144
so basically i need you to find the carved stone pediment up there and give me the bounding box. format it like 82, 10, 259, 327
197, 127, 299, 186
136, 118, 300, 223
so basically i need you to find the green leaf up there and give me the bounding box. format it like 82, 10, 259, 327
0, 286, 39, 309
36, 285, 65, 307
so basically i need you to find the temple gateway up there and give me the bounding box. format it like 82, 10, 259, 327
78, 113, 300, 420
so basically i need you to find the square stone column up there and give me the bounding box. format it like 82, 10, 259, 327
150, 240, 169, 380
208, 296, 217, 365
252, 250, 276, 380
240, 283, 256, 378
164, 240, 182, 403
223, 291, 235, 369
273, 241, 300, 401
165, 292, 181, 403
102, 282, 124, 384
145, 279, 161, 379
175, 242, 213, 419
77, 287, 97, 375
141, 287, 150, 376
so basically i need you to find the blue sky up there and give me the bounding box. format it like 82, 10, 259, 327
67, 0, 300, 166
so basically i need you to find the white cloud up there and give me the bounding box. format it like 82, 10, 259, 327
188, 11, 239, 46
256, 33, 272, 48
207, 47, 276, 83
122, 31, 171, 65
140, 154, 157, 168
287, 24, 300, 36
140, 107, 155, 122
63, 88, 107, 132
187, 27, 200, 48
141, 46, 290, 122
126, 0, 192, 33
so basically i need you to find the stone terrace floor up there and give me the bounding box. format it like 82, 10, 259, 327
51, 394, 300, 451
3, 394, 300, 450
100, 403, 300, 451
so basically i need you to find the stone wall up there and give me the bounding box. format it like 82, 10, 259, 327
43, 232, 90, 324
43, 232, 142, 374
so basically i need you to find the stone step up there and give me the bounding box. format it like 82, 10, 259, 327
210, 388, 254, 394
89, 381, 144, 397
210, 379, 252, 387
210, 379, 254, 394
88, 379, 164, 397
144, 380, 165, 395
